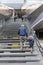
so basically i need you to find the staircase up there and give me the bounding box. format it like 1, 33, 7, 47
0, 19, 42, 65
0, 38, 42, 65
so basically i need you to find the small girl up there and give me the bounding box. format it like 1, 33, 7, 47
26, 35, 34, 53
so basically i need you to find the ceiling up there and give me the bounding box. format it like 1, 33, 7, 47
34, 20, 43, 30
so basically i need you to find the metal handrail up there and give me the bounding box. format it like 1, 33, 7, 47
35, 34, 42, 48
34, 34, 43, 54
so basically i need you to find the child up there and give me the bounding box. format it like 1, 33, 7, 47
26, 35, 34, 53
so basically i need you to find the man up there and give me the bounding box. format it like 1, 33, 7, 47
18, 24, 28, 49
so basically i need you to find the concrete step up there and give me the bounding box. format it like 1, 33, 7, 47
0, 52, 38, 57
0, 57, 40, 62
